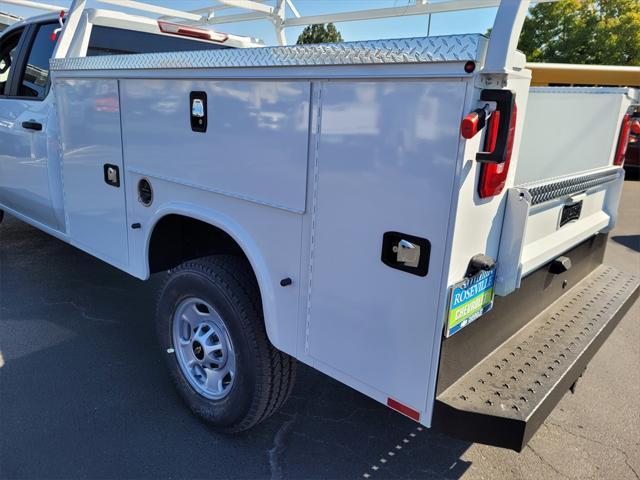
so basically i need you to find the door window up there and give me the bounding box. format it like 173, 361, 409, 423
18, 22, 57, 99
0, 27, 24, 95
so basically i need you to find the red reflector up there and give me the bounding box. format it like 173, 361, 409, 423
461, 112, 480, 139
631, 120, 640, 136
157, 21, 228, 43
614, 113, 632, 166
387, 398, 421, 422
478, 104, 517, 199
464, 61, 476, 74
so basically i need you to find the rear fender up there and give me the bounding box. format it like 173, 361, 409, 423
142, 202, 279, 348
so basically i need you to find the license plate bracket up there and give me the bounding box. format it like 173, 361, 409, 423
446, 268, 495, 338
560, 200, 583, 227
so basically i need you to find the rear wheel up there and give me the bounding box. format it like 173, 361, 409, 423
156, 255, 296, 432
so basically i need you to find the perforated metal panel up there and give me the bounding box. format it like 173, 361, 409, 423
435, 265, 639, 450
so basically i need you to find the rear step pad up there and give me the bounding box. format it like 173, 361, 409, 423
433, 265, 639, 451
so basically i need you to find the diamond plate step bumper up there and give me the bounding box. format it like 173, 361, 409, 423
433, 265, 639, 451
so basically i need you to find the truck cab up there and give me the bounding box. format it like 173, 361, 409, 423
1, 15, 60, 230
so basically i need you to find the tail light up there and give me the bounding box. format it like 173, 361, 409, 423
157, 21, 228, 43
613, 113, 632, 166
478, 103, 517, 199
484, 110, 500, 153
461, 89, 517, 198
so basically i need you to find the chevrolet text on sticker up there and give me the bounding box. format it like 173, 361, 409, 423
446, 269, 495, 337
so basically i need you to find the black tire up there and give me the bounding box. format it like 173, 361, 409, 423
156, 255, 296, 432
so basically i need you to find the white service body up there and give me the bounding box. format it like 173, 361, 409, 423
0, 1, 636, 438
50, 63, 483, 421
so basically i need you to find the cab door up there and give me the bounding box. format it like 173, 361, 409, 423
0, 21, 63, 230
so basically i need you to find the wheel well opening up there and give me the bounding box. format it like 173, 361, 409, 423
149, 215, 246, 274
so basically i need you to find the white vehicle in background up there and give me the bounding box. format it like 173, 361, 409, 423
0, 0, 638, 452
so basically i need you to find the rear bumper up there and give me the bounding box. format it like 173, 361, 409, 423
433, 238, 639, 451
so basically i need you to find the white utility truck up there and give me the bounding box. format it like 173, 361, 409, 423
0, 0, 638, 451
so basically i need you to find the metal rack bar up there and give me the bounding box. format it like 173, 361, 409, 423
2, 0, 559, 73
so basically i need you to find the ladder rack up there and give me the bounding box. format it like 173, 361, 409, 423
2, 0, 558, 46
1, 0, 558, 74
99, 0, 559, 48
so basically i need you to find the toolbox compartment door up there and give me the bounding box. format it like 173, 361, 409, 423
306, 80, 466, 415
55, 78, 130, 269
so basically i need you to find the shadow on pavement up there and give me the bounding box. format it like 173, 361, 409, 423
611, 234, 640, 253
0, 216, 472, 479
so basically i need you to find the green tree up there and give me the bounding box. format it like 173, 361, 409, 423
518, 0, 640, 65
296, 23, 343, 45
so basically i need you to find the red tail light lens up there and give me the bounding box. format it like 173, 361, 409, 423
484, 111, 501, 153
478, 104, 517, 199
613, 114, 632, 166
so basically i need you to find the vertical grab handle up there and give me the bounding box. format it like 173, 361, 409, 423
476, 89, 515, 164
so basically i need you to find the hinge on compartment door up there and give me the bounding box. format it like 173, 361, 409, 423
476, 73, 509, 89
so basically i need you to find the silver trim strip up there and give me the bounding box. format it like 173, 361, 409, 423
50, 34, 486, 71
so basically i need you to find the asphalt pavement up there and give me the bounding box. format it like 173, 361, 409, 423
1, 182, 638, 480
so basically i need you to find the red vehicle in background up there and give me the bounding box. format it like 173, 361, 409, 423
626, 113, 640, 179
